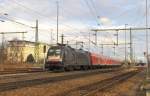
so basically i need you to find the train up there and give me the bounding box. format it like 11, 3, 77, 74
45, 44, 122, 71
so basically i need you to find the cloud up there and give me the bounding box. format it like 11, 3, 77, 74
99, 17, 112, 25
0, 0, 147, 60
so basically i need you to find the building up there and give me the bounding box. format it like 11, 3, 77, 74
7, 40, 50, 64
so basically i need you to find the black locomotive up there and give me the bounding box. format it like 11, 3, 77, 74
45, 45, 91, 70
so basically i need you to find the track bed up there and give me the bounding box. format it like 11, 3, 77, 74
0, 68, 141, 96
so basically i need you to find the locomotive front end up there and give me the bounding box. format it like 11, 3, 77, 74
45, 46, 63, 70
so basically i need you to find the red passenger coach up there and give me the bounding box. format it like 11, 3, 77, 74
90, 53, 101, 65
90, 52, 121, 68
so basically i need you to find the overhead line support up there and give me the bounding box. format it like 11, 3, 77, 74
91, 27, 150, 32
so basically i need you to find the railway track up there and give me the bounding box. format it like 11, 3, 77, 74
55, 70, 140, 96
0, 68, 43, 75
0, 68, 123, 92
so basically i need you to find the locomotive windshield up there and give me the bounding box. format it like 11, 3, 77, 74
48, 47, 61, 56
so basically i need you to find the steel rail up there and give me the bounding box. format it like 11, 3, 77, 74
0, 68, 121, 92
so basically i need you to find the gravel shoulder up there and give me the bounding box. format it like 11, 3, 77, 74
0, 69, 131, 96
94, 70, 146, 96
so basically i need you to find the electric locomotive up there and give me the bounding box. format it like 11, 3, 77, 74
45, 44, 90, 70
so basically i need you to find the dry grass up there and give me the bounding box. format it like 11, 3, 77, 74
0, 71, 121, 96
0, 63, 41, 71
0, 68, 142, 96
95, 71, 145, 96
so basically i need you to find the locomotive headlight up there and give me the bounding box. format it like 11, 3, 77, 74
47, 56, 62, 62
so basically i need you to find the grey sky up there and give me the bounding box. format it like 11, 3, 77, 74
0, 0, 149, 61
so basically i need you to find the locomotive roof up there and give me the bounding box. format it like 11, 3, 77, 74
50, 44, 89, 53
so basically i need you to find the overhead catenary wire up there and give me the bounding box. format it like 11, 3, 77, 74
2, 0, 121, 51
1, 11, 114, 58
8, 0, 90, 32
82, 0, 117, 54
83, 0, 99, 25
84, 0, 117, 45
0, 0, 145, 60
